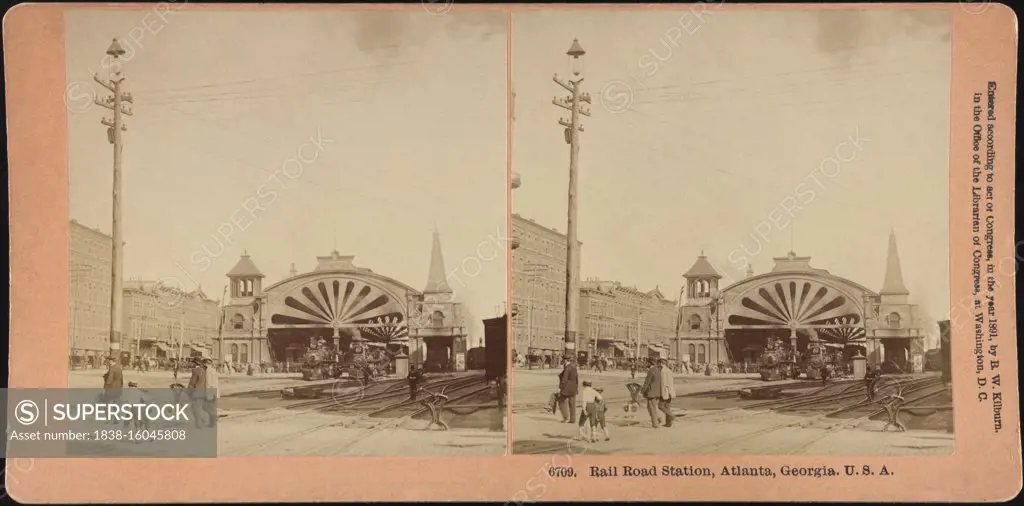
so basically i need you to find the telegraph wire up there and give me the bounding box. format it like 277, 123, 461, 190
133, 60, 413, 97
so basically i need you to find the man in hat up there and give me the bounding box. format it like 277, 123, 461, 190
407, 364, 425, 401
101, 356, 124, 424
186, 357, 209, 428
641, 357, 676, 428
102, 356, 123, 396
556, 357, 579, 423
201, 358, 219, 428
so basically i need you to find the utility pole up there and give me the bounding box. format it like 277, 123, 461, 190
94, 38, 132, 362
675, 285, 685, 371
636, 302, 643, 359
554, 38, 590, 362
218, 285, 227, 362
179, 311, 185, 359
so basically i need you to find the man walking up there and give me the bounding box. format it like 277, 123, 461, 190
408, 364, 424, 401
202, 358, 219, 428
186, 358, 208, 428
641, 358, 676, 428
557, 357, 579, 423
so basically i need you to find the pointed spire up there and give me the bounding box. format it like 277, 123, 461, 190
746, 264, 754, 278
880, 229, 909, 295
424, 229, 452, 293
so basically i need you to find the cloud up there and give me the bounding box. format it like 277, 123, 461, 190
812, 10, 951, 67
343, 10, 504, 59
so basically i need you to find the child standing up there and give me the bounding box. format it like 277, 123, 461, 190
577, 381, 601, 443
122, 382, 151, 442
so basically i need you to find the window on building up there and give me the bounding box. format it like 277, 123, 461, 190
689, 314, 702, 330
688, 344, 696, 363
887, 312, 901, 329
697, 344, 707, 364
239, 344, 249, 364
232, 314, 245, 330
230, 344, 239, 361
431, 310, 444, 328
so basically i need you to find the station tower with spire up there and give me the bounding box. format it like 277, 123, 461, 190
408, 229, 468, 372
865, 229, 925, 369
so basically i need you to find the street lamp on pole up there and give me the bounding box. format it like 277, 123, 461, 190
94, 38, 132, 363
554, 38, 591, 361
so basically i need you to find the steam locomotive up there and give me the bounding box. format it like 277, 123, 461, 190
300, 339, 379, 381
759, 337, 845, 381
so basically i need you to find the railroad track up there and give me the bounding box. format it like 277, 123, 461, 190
223, 374, 493, 455
683, 377, 944, 455
367, 378, 493, 419
216, 379, 406, 423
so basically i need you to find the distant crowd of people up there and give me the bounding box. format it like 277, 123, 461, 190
513, 350, 748, 377
99, 355, 220, 434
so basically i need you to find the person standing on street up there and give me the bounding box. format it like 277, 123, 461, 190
408, 364, 424, 401
641, 358, 675, 428
203, 358, 219, 428
864, 364, 878, 402
186, 358, 208, 428
102, 356, 124, 424
576, 380, 600, 442
557, 357, 579, 423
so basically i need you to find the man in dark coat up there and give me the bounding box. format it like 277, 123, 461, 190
864, 364, 879, 402
408, 365, 425, 401
641, 358, 675, 428
102, 356, 123, 392
101, 356, 124, 424
557, 357, 579, 423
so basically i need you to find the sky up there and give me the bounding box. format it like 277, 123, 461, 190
511, 9, 951, 347
65, 8, 507, 343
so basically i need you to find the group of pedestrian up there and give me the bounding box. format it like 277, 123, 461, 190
185, 357, 220, 428
640, 358, 676, 428
549, 355, 678, 442
99, 355, 218, 434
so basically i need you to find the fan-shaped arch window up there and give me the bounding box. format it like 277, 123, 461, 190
231, 313, 245, 330
887, 312, 901, 329
688, 314, 702, 330
431, 310, 445, 328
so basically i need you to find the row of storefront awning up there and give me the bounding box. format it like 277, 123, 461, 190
525, 347, 561, 357
595, 340, 670, 358
149, 341, 211, 357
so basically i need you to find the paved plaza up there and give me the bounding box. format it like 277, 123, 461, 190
512, 369, 954, 455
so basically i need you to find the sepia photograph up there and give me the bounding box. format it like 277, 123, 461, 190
509, 9, 954, 456
3, 1, 1020, 503
63, 6, 508, 456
